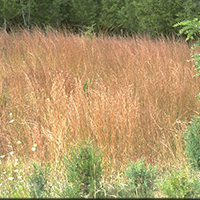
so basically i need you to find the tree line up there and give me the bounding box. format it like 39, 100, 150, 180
0, 0, 200, 36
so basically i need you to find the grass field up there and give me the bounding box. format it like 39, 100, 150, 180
0, 28, 200, 197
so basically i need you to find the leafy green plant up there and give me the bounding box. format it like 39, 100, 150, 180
174, 18, 200, 41
124, 158, 157, 198
64, 137, 104, 198
27, 162, 51, 198
83, 24, 96, 38
183, 116, 200, 170
174, 19, 200, 89
159, 166, 200, 198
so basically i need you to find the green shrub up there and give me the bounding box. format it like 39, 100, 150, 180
27, 162, 51, 198
64, 137, 104, 198
183, 116, 200, 170
124, 158, 157, 198
159, 166, 200, 198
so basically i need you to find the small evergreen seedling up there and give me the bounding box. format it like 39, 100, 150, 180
27, 162, 51, 198
64, 138, 104, 198
124, 158, 157, 198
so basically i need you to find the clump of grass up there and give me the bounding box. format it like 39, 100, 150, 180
158, 165, 200, 198
0, 142, 35, 197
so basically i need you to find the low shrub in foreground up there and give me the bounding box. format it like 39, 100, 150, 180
124, 158, 158, 198
184, 116, 200, 170
27, 162, 51, 198
63, 137, 105, 198
2, 139, 200, 198
159, 166, 200, 198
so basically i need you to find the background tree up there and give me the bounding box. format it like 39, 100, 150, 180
131, 0, 184, 36
69, 0, 101, 33
19, 0, 30, 31
176, 0, 200, 23
0, 0, 20, 31
51, 0, 72, 29
29, 0, 54, 28
0, 0, 200, 37
100, 0, 125, 34
118, 0, 140, 36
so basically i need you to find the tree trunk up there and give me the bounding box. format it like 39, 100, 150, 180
3, 18, 7, 32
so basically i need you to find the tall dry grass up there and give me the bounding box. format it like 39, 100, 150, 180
0, 28, 200, 173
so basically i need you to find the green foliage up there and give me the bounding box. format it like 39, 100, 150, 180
183, 116, 200, 170
174, 18, 200, 40
124, 158, 157, 197
159, 166, 200, 198
0, 0, 20, 30
0, 155, 27, 198
117, 0, 138, 35
0, 0, 72, 30
48, 0, 71, 28
83, 79, 88, 94
176, 0, 200, 23
1, 0, 200, 36
100, 0, 125, 34
29, 0, 54, 28
69, 0, 101, 33
83, 24, 96, 38
174, 18, 200, 99
27, 162, 51, 198
135, 0, 183, 36
99, 0, 200, 36
64, 138, 104, 198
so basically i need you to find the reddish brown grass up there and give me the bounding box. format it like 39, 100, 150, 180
0, 28, 200, 173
